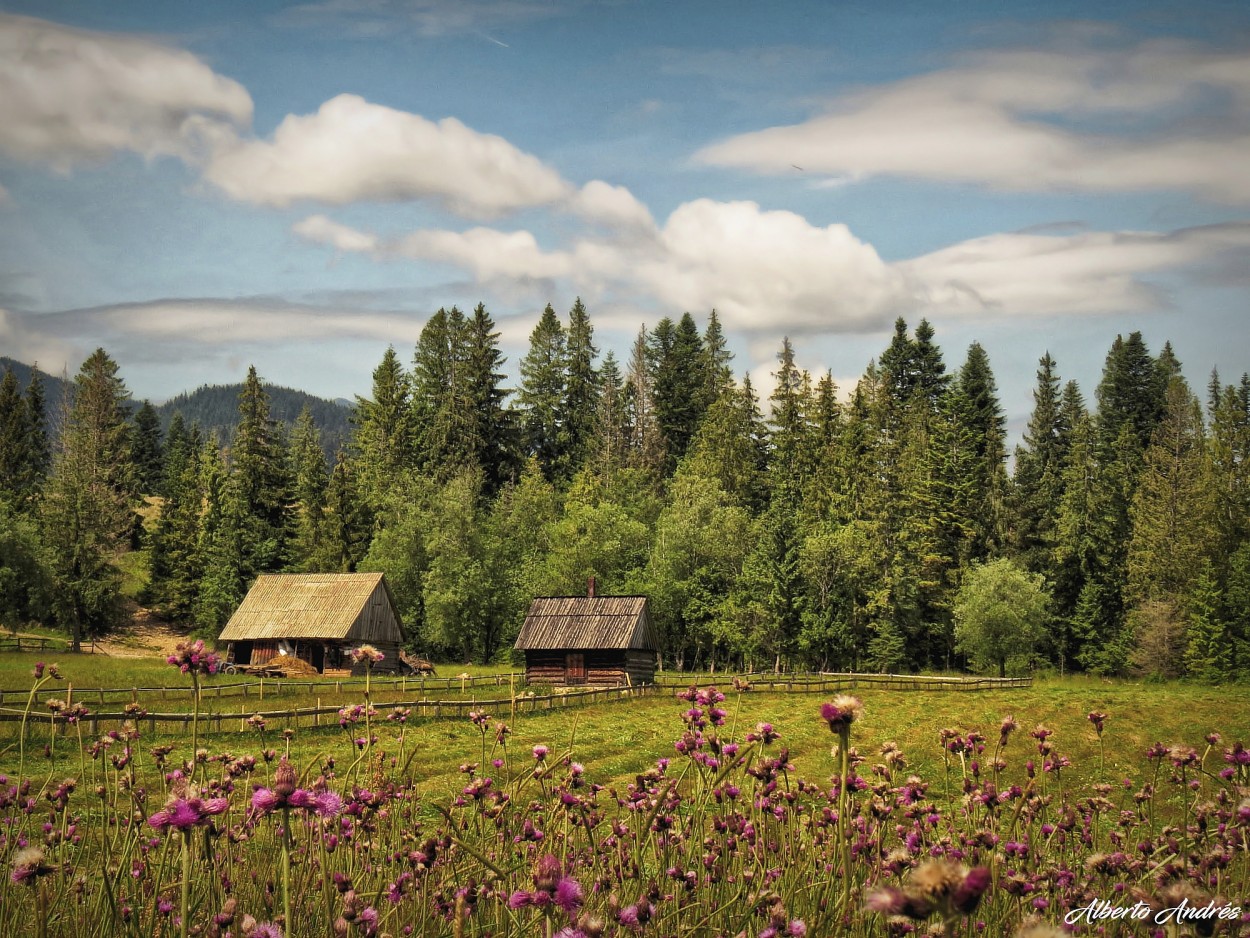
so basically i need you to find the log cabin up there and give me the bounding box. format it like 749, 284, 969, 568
218, 572, 404, 676
514, 582, 657, 686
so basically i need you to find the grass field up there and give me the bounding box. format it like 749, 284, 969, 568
4, 662, 1246, 806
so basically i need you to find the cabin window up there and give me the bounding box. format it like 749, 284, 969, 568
565, 652, 586, 684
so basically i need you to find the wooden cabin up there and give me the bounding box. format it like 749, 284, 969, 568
514, 587, 657, 687
219, 573, 404, 676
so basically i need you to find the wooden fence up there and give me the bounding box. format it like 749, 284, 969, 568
0, 671, 522, 707
0, 683, 658, 738
0, 637, 94, 654
654, 672, 1033, 693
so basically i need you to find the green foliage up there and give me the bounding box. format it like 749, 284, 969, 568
954, 558, 1049, 677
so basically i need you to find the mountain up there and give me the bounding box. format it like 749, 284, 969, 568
156, 383, 355, 458
0, 357, 69, 417
0, 357, 355, 459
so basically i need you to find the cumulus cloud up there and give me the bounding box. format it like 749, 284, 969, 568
905, 223, 1250, 316
697, 40, 1250, 202
291, 214, 381, 253
203, 93, 572, 215
293, 203, 1250, 339
0, 13, 252, 167
276, 0, 572, 39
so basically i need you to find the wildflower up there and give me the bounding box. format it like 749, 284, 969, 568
349, 645, 385, 665
1087, 711, 1108, 735
533, 744, 550, 762
147, 789, 229, 832
10, 846, 55, 885
820, 696, 864, 733
249, 923, 284, 938
167, 639, 221, 676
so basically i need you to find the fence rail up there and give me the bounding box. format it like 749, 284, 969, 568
0, 671, 521, 707
0, 637, 94, 655
0, 684, 659, 737
653, 672, 1033, 693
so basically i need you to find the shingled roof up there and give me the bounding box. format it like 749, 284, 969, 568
218, 573, 403, 643
514, 596, 656, 651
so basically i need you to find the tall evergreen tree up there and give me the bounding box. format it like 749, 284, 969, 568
952, 342, 1008, 558
1125, 375, 1212, 605
517, 304, 568, 480
701, 309, 735, 404
624, 326, 666, 475
288, 406, 330, 569
353, 346, 415, 517
24, 367, 50, 494
1096, 331, 1167, 452
40, 349, 137, 648
591, 352, 630, 476
650, 313, 708, 467
319, 449, 372, 572
0, 368, 28, 503
1012, 353, 1068, 572
465, 303, 519, 491
131, 400, 164, 495
230, 366, 293, 579
562, 298, 599, 477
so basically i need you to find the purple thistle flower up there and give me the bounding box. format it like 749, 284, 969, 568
820, 695, 864, 733
251, 923, 283, 938
952, 867, 991, 914
315, 790, 343, 817
251, 788, 280, 815
508, 890, 533, 910
554, 876, 584, 914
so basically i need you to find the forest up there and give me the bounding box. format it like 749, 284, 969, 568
1, 302, 1247, 680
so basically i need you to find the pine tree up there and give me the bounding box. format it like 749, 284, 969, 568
701, 309, 735, 405
768, 337, 808, 490
0, 368, 28, 503
288, 406, 330, 569
40, 349, 137, 648
591, 352, 630, 476
517, 304, 568, 480
683, 379, 768, 512
230, 366, 293, 578
412, 306, 477, 475
562, 298, 599, 477
952, 342, 1008, 558
149, 428, 210, 621
1184, 564, 1231, 682
624, 327, 666, 475
465, 303, 519, 491
1125, 375, 1212, 605
1012, 353, 1068, 572
1096, 332, 1167, 453
650, 313, 707, 467
353, 346, 415, 517
131, 400, 164, 495
24, 367, 50, 494
320, 449, 372, 572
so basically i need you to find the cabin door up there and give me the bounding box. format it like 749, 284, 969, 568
565, 652, 586, 684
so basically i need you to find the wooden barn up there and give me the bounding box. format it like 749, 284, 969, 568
219, 572, 404, 676
514, 587, 657, 687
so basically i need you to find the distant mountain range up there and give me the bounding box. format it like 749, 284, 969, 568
0, 357, 354, 458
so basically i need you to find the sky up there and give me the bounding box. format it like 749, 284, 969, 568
1, 0, 1249, 446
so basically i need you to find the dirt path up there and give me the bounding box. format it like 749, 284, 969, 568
92, 604, 192, 659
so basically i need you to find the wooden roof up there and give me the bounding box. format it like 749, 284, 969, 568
514, 596, 656, 651
218, 573, 403, 643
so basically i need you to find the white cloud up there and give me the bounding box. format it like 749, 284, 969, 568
0, 13, 252, 167
203, 93, 572, 215
396, 227, 576, 281
570, 180, 656, 233
904, 223, 1250, 316
291, 214, 380, 253
697, 40, 1250, 202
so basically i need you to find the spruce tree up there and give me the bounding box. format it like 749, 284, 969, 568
591, 352, 630, 476
354, 346, 415, 517
0, 368, 28, 503
650, 313, 707, 467
562, 298, 599, 477
624, 326, 666, 475
24, 367, 50, 494
465, 302, 518, 491
1012, 353, 1068, 572
230, 366, 293, 578
288, 406, 329, 569
953, 342, 1008, 559
517, 304, 568, 480
131, 400, 164, 495
41, 349, 137, 648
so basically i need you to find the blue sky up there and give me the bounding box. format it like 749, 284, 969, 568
1, 0, 1248, 445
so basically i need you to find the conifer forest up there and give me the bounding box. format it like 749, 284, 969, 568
2, 304, 1248, 681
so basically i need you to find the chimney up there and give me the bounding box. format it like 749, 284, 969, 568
587, 576, 596, 598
